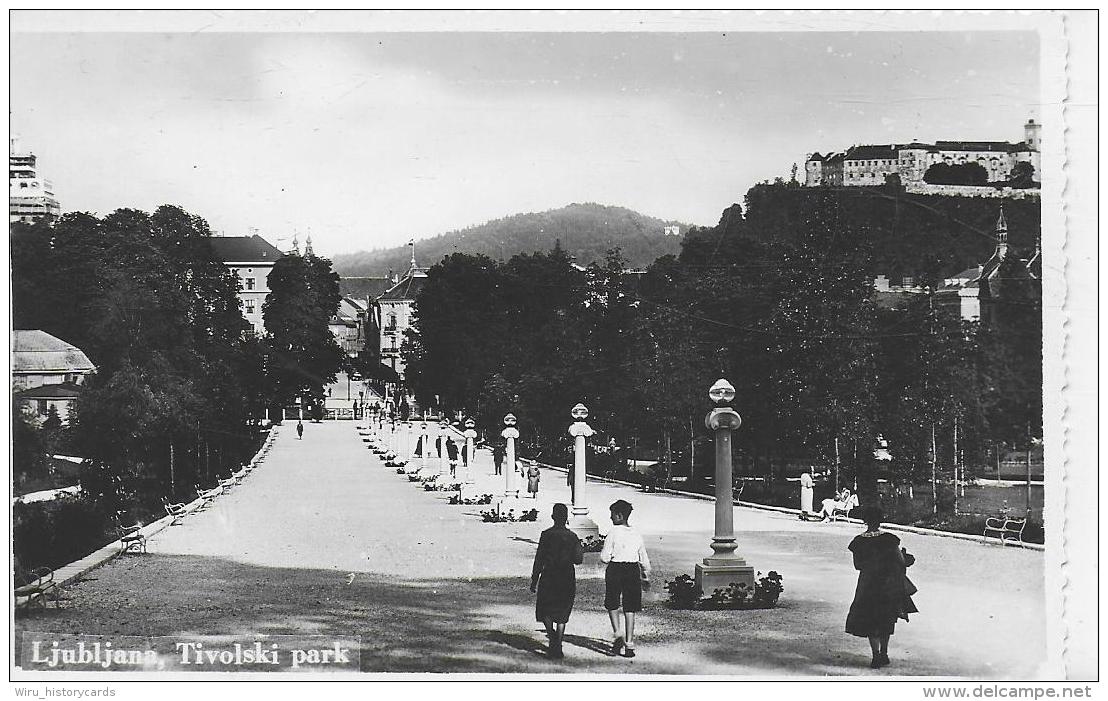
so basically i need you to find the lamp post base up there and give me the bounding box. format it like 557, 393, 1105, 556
695, 555, 755, 594
567, 514, 599, 540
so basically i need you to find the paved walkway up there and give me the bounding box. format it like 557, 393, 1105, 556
16, 420, 1047, 676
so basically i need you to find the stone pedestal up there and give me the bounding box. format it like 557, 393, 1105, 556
695, 555, 755, 594
567, 513, 599, 540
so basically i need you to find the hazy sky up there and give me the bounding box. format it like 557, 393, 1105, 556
10, 28, 1039, 256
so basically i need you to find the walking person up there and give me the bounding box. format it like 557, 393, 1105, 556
530, 503, 584, 659
600, 499, 651, 658
845, 506, 918, 669
799, 467, 815, 519
492, 443, 505, 476
296, 420, 304, 440
526, 463, 541, 499
446, 438, 459, 478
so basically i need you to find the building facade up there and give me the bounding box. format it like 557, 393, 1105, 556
10, 137, 61, 224
375, 258, 428, 379
209, 234, 285, 335
12, 330, 96, 423
806, 120, 1041, 188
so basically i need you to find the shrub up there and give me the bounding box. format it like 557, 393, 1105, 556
13, 494, 116, 571
448, 493, 493, 505
664, 571, 785, 610
480, 508, 540, 523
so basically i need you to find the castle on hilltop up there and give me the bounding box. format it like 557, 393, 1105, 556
804, 119, 1040, 188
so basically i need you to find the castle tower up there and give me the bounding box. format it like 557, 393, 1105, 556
1024, 118, 1041, 151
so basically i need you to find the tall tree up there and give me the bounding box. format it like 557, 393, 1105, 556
263, 250, 345, 408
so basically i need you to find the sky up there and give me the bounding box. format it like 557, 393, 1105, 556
10, 26, 1040, 257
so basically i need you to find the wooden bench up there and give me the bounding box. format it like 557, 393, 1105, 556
114, 512, 147, 554
162, 496, 187, 524
983, 515, 1027, 547
15, 563, 58, 609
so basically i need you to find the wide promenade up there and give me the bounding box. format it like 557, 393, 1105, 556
16, 420, 1046, 676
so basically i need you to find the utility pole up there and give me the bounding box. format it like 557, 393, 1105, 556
953, 418, 959, 515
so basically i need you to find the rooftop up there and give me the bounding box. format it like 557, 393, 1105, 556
378, 268, 429, 302
209, 234, 284, 264
12, 330, 95, 374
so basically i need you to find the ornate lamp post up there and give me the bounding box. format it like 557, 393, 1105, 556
694, 379, 755, 593
567, 403, 599, 539
463, 418, 478, 485
501, 413, 520, 499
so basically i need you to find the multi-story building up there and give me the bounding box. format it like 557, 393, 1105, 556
209, 233, 284, 335
375, 251, 428, 379
9, 137, 61, 223
806, 119, 1041, 188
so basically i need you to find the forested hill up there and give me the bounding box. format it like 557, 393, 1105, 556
690, 183, 1042, 285
332, 203, 693, 276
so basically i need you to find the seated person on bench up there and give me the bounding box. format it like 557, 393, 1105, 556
819, 488, 859, 521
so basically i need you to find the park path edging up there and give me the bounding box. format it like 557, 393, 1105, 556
520, 458, 1044, 551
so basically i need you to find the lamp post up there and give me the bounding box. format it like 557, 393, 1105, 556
567, 403, 599, 539
501, 413, 520, 499
464, 418, 478, 485
694, 379, 755, 593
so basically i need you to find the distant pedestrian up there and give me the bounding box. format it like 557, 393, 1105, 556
800, 468, 815, 518
600, 499, 651, 658
526, 464, 541, 498
530, 503, 584, 659
446, 439, 459, 478
493, 443, 505, 475
296, 421, 304, 440
845, 506, 918, 669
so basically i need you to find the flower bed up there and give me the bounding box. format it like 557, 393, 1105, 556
480, 508, 539, 523
448, 493, 494, 505
664, 571, 784, 610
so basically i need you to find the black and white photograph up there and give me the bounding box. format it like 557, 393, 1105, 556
7, 9, 1097, 692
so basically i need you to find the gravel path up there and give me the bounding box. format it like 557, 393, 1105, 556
15, 420, 1047, 676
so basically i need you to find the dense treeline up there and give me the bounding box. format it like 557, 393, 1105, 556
11, 207, 344, 567
332, 202, 689, 276
402, 187, 1042, 514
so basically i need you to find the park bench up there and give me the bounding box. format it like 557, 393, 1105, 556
114, 512, 147, 554
162, 496, 187, 524
14, 561, 58, 609
195, 484, 222, 501
983, 514, 1027, 547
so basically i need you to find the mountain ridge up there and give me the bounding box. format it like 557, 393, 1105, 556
332, 202, 697, 276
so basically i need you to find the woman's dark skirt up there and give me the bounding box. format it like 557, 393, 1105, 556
536, 565, 576, 624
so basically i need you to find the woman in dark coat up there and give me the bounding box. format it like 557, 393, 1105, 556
846, 506, 918, 668
530, 503, 584, 659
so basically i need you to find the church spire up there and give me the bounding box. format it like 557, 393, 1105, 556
305, 234, 314, 257
995, 206, 1008, 259
292, 233, 300, 255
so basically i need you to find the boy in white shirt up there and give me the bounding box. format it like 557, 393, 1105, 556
600, 499, 651, 658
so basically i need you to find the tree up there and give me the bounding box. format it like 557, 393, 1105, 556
1009, 161, 1036, 189
923, 162, 989, 186
263, 251, 345, 408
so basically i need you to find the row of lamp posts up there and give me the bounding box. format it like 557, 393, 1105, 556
381, 378, 754, 591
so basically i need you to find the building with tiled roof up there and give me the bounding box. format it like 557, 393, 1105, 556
375, 246, 429, 379
209, 233, 285, 335
805, 119, 1041, 188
